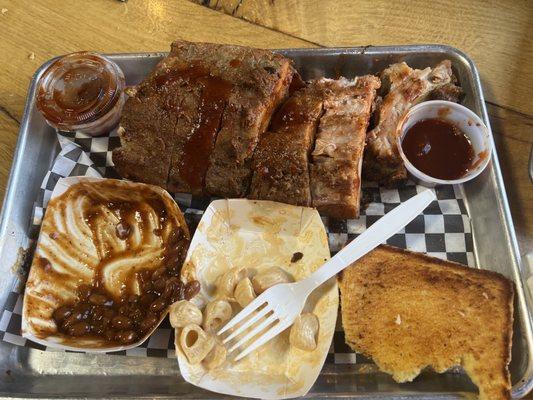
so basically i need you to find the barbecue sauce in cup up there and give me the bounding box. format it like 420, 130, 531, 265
401, 118, 475, 180
36, 52, 125, 136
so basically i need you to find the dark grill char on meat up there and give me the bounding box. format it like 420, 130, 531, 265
249, 76, 379, 218
363, 60, 463, 186
113, 40, 295, 196
249, 85, 323, 206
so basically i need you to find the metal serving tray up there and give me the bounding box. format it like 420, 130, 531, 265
0, 45, 531, 399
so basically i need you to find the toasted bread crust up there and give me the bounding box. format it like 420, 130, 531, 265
339, 245, 513, 400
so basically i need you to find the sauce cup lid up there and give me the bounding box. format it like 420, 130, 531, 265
36, 52, 125, 129
396, 100, 492, 187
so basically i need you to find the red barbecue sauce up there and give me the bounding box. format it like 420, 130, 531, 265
154, 64, 233, 191
401, 118, 474, 180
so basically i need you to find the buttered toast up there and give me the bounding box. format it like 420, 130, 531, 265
339, 245, 513, 400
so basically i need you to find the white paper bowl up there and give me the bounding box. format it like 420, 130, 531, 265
22, 177, 188, 352
396, 100, 492, 187
177, 199, 338, 400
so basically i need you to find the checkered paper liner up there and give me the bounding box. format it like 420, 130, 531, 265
0, 129, 474, 361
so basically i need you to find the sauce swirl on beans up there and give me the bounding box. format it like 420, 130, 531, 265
46, 181, 195, 345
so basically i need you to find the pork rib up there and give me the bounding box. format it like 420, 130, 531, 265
249, 85, 323, 206
310, 76, 380, 219
363, 60, 461, 186
113, 40, 295, 196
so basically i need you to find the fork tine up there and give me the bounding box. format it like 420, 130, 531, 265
234, 320, 287, 362
217, 295, 267, 336
222, 305, 272, 344
227, 313, 278, 352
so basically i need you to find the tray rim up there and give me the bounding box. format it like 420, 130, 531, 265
0, 43, 531, 399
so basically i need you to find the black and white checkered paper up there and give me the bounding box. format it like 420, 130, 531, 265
0, 129, 474, 361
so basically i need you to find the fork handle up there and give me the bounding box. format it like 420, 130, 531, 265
302, 189, 436, 290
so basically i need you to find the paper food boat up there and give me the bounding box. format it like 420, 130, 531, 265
22, 176, 188, 352
177, 199, 338, 399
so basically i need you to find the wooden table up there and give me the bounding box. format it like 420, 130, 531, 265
0, 0, 531, 396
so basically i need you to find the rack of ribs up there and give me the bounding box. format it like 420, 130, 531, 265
249, 76, 380, 218
114, 42, 462, 219
363, 60, 463, 186
113, 40, 295, 196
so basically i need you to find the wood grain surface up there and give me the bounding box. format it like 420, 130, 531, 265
197, 0, 533, 115
0, 0, 531, 397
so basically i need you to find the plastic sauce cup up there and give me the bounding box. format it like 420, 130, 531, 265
396, 100, 492, 187
36, 52, 125, 136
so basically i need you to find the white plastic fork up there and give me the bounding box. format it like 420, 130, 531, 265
218, 189, 436, 361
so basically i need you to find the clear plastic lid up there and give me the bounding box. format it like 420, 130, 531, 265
36, 52, 124, 130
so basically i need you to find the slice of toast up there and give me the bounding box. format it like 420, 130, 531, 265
338, 245, 514, 400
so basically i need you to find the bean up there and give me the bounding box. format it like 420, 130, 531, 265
139, 292, 157, 307
149, 297, 167, 313
89, 293, 109, 306
168, 228, 182, 241
98, 317, 110, 330
128, 295, 140, 304
118, 305, 130, 316
152, 278, 166, 292
68, 321, 90, 336
111, 315, 132, 329
162, 277, 179, 294
129, 307, 144, 324
90, 321, 105, 335
169, 276, 182, 287
184, 280, 200, 300
52, 306, 73, 323
103, 307, 115, 319
105, 329, 117, 342
138, 270, 153, 291
170, 291, 183, 303
162, 277, 183, 301
116, 330, 137, 344
77, 285, 92, 300
151, 267, 167, 282
73, 303, 92, 320
139, 313, 158, 333
61, 313, 79, 330
91, 305, 106, 321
